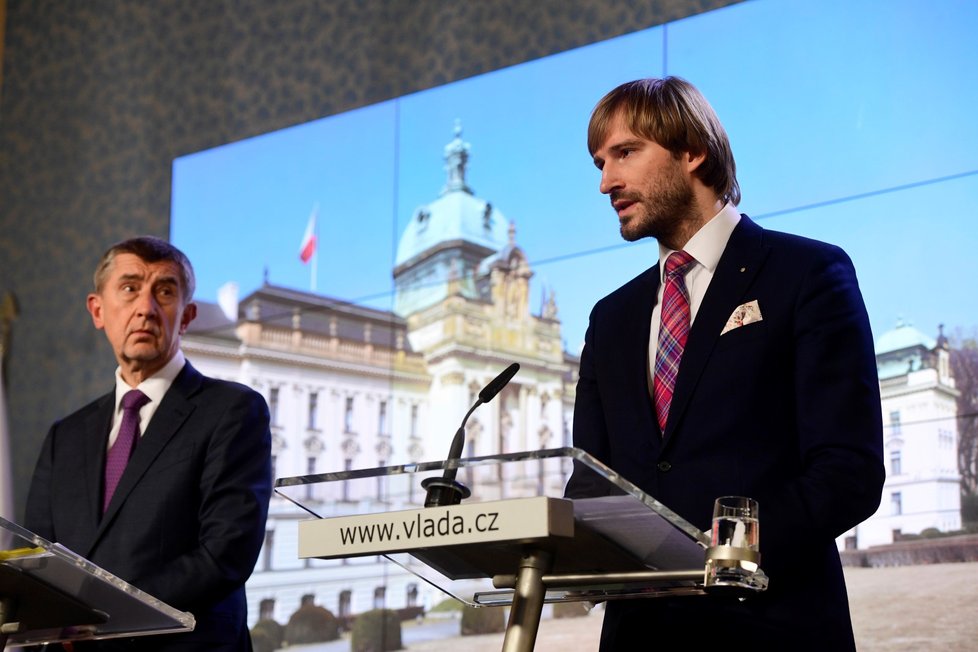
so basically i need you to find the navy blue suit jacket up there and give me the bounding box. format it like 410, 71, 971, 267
26, 361, 272, 651
567, 216, 884, 650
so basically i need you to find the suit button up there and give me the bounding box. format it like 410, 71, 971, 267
657, 461, 672, 472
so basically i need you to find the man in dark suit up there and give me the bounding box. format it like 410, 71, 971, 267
26, 236, 271, 651
566, 78, 884, 650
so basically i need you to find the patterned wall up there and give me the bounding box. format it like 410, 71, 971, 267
0, 0, 739, 517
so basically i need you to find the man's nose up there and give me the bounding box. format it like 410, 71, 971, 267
134, 289, 159, 317
599, 165, 620, 195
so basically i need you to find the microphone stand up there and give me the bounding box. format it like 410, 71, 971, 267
419, 403, 477, 507
421, 363, 520, 507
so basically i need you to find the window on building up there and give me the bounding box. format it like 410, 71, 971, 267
376, 459, 387, 500
261, 528, 274, 571
939, 428, 954, 449
305, 457, 317, 500
378, 400, 388, 436
410, 405, 419, 438
344, 396, 354, 433
890, 450, 902, 476
259, 598, 275, 621
342, 458, 353, 502
373, 586, 386, 610
308, 391, 319, 430
338, 590, 352, 619
889, 410, 901, 436
844, 536, 857, 550
891, 491, 902, 516
269, 387, 280, 425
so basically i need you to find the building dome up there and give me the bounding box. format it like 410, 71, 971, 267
875, 319, 936, 355
393, 122, 512, 317
875, 318, 940, 380
395, 193, 509, 269
394, 122, 508, 270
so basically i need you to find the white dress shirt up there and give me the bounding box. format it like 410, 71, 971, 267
647, 204, 742, 390
107, 350, 186, 448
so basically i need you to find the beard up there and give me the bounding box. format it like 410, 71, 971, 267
615, 161, 696, 244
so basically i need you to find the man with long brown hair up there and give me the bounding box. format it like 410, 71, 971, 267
567, 77, 884, 650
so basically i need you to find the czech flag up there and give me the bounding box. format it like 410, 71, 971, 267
299, 207, 317, 263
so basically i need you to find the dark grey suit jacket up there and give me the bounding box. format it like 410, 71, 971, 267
567, 216, 884, 651
26, 361, 272, 651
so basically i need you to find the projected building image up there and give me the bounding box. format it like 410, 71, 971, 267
171, 0, 978, 631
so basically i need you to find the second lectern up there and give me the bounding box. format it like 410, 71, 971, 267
0, 517, 194, 649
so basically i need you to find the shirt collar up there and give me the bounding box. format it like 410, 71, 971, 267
114, 350, 186, 412
657, 203, 742, 279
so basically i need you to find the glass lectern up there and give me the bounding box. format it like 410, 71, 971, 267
275, 447, 767, 652
0, 517, 195, 649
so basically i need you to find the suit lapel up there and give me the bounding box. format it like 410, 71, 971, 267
93, 362, 201, 544
627, 268, 664, 444
80, 393, 114, 543
662, 216, 769, 443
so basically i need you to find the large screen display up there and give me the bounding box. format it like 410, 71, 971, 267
170, 0, 978, 633
173, 0, 978, 355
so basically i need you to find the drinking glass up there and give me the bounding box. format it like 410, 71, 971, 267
711, 496, 759, 551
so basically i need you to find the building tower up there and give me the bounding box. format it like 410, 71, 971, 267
842, 320, 962, 549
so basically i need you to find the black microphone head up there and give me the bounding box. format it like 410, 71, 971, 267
478, 363, 520, 403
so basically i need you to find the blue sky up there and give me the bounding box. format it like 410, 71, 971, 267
172, 0, 978, 353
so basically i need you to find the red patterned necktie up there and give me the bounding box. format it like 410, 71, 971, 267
653, 251, 696, 433
103, 389, 150, 513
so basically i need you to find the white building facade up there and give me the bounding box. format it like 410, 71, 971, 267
183, 126, 578, 626
839, 321, 962, 549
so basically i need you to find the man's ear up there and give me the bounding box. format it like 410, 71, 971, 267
87, 293, 105, 330
179, 301, 198, 334
685, 150, 706, 173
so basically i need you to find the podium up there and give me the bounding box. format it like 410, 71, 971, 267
0, 517, 195, 649
275, 447, 767, 651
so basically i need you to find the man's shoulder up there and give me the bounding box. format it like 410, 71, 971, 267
593, 265, 658, 314
165, 362, 268, 413
724, 215, 855, 280
748, 217, 849, 259
191, 368, 265, 402
55, 390, 112, 427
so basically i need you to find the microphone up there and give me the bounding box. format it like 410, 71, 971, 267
421, 363, 520, 507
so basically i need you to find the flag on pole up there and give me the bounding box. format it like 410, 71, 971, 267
299, 206, 318, 264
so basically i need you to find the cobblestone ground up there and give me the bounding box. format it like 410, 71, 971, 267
401, 562, 978, 652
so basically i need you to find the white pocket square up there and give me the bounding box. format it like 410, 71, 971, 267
721, 300, 763, 335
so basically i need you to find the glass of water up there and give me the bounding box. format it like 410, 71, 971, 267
711, 496, 759, 550
706, 496, 767, 592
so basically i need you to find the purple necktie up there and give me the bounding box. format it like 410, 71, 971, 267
103, 389, 150, 513
653, 251, 696, 433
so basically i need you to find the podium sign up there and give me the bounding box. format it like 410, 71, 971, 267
0, 517, 194, 648
276, 447, 716, 607
298, 496, 574, 559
